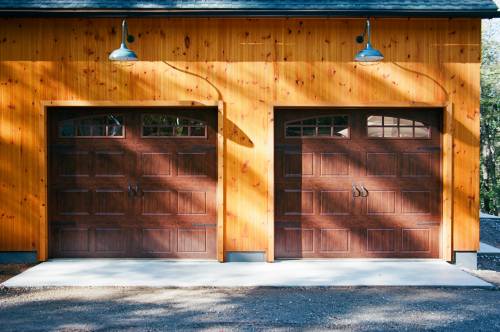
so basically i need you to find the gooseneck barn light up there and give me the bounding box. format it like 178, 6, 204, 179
354, 19, 384, 62
109, 19, 138, 61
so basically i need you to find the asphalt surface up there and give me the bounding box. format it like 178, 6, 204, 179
0, 264, 33, 284
0, 286, 499, 331
481, 217, 500, 248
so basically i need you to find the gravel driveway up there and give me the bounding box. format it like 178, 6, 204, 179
0, 286, 499, 331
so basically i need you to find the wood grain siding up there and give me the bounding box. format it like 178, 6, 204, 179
0, 18, 480, 260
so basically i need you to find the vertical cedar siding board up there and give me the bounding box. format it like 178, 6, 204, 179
0, 18, 480, 260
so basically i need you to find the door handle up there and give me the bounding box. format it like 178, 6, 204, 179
352, 184, 361, 197
360, 184, 369, 197
128, 184, 135, 197
133, 184, 141, 197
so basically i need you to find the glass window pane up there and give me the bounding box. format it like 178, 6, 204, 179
415, 127, 430, 138
157, 116, 170, 125
76, 126, 91, 136
384, 127, 399, 137
334, 116, 348, 126
384, 117, 398, 126
317, 127, 332, 136
302, 118, 316, 125
79, 118, 94, 126
59, 125, 74, 137
399, 127, 413, 138
143, 126, 158, 136
86, 116, 105, 125
367, 127, 383, 137
414, 120, 426, 127
174, 126, 189, 136
190, 126, 205, 137
92, 126, 106, 136
286, 127, 301, 137
399, 118, 413, 126
143, 115, 157, 125
107, 115, 123, 125
189, 119, 204, 126
367, 115, 382, 126
158, 127, 173, 136
58, 115, 124, 138
302, 127, 316, 136
177, 118, 190, 126
334, 126, 349, 138
317, 117, 332, 125
108, 126, 123, 137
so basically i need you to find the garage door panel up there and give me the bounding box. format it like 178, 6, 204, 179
319, 153, 350, 176
95, 228, 126, 253
57, 189, 92, 216
275, 227, 314, 257
319, 229, 350, 252
280, 190, 315, 215
59, 228, 90, 253
177, 152, 212, 177
320, 191, 352, 215
95, 151, 127, 177
366, 229, 396, 252
366, 152, 397, 177
137, 189, 214, 217
278, 216, 438, 227
56, 151, 91, 177
94, 189, 127, 215
274, 224, 440, 258
177, 228, 208, 253
366, 191, 397, 214
401, 191, 432, 214
178, 191, 208, 215
401, 228, 431, 252
401, 152, 433, 177
140, 152, 173, 177
283, 152, 314, 177
141, 190, 175, 215
142, 228, 173, 253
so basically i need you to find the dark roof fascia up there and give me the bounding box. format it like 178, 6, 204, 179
0, 9, 498, 19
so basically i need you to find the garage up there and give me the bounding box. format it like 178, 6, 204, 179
49, 108, 217, 258
275, 108, 442, 258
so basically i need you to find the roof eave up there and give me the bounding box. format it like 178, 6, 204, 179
0, 9, 498, 19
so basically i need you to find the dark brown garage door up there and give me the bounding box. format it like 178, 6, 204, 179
49, 108, 217, 258
275, 108, 442, 258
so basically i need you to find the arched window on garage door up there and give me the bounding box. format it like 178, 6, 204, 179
141, 114, 207, 138
58, 114, 124, 138
284, 115, 349, 138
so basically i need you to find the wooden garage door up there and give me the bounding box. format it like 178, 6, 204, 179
275, 109, 442, 258
49, 108, 217, 258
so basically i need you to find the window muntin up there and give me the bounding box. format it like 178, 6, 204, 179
58, 115, 124, 138
285, 115, 349, 138
141, 114, 207, 137
367, 115, 430, 139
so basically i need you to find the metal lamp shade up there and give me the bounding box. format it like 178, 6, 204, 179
354, 43, 384, 62
109, 43, 138, 61
109, 19, 138, 61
